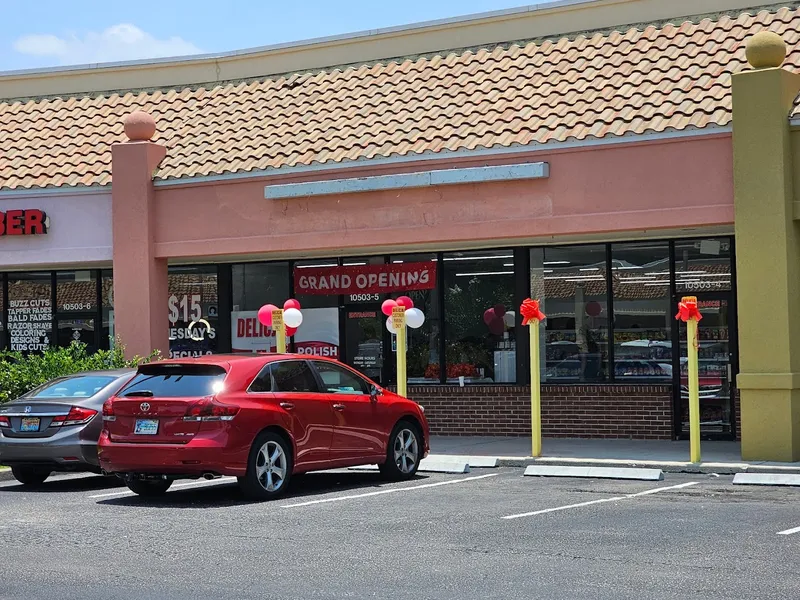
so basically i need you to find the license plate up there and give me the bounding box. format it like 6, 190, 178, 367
20, 417, 40, 432
134, 419, 159, 435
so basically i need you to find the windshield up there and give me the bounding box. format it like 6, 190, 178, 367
121, 364, 227, 398
25, 375, 117, 399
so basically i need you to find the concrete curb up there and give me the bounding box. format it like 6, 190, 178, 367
428, 454, 800, 475
350, 457, 470, 474
524, 465, 664, 481
0, 469, 13, 482
732, 473, 800, 486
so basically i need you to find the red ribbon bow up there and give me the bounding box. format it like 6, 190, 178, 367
675, 297, 703, 322
520, 298, 546, 325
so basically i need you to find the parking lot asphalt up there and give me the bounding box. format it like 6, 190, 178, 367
1, 467, 799, 600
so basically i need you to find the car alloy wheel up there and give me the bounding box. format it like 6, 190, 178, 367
393, 427, 419, 474
239, 430, 293, 501
256, 440, 288, 493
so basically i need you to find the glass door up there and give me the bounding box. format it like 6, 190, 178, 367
343, 305, 384, 384
675, 294, 736, 439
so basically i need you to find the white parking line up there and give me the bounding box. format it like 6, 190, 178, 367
777, 525, 800, 536
89, 477, 237, 499
281, 473, 498, 508
501, 481, 699, 520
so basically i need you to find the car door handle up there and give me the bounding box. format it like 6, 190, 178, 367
280, 402, 295, 410
333, 403, 345, 411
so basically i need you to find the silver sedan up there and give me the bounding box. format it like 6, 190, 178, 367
0, 369, 135, 485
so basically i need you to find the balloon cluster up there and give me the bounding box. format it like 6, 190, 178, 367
483, 304, 516, 336
382, 295, 426, 334
257, 299, 303, 337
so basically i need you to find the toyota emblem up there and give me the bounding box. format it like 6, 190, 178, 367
139, 402, 151, 412
24, 406, 32, 413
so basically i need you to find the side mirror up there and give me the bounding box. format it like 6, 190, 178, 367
370, 385, 381, 402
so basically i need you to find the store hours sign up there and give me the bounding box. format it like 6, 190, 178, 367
168, 294, 216, 358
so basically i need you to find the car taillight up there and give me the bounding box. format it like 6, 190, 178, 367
183, 398, 239, 422
0, 416, 10, 428
50, 406, 98, 427
102, 399, 116, 422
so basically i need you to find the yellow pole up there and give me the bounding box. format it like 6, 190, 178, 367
273, 309, 286, 354
687, 317, 701, 463
530, 319, 542, 457
392, 307, 407, 398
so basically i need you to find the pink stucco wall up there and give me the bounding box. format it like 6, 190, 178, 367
151, 134, 734, 260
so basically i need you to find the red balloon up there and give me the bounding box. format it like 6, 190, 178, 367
585, 301, 602, 317
483, 308, 496, 325
258, 304, 278, 327
488, 317, 504, 336
396, 296, 414, 310
381, 299, 398, 316
286, 326, 298, 337
493, 304, 506, 318
284, 299, 301, 311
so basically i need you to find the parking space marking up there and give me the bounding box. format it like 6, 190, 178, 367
89, 477, 237, 499
281, 473, 498, 508
777, 525, 800, 536
501, 481, 699, 520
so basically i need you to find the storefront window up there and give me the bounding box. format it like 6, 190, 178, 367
611, 242, 671, 381
100, 270, 113, 350
56, 270, 97, 351
341, 256, 385, 382
7, 273, 52, 353
389, 253, 440, 384
533, 245, 609, 382
443, 250, 515, 383
675, 238, 732, 294
290, 260, 341, 360
231, 262, 290, 354
167, 266, 219, 358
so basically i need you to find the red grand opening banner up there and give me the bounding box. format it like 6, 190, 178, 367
294, 262, 437, 295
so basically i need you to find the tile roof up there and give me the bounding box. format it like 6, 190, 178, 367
1, 6, 799, 191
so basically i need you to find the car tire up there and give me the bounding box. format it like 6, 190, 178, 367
126, 479, 172, 497
11, 466, 50, 486
238, 431, 293, 501
379, 420, 422, 481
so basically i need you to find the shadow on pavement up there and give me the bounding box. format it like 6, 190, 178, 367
96, 470, 429, 508
0, 473, 125, 493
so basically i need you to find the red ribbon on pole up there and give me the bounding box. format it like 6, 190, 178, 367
675, 296, 703, 322
520, 298, 546, 325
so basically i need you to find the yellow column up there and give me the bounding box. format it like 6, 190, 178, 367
733, 32, 800, 461
530, 319, 542, 457
686, 317, 701, 463
272, 309, 286, 353
392, 307, 407, 397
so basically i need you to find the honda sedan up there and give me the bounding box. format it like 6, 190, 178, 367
98, 354, 430, 500
0, 370, 135, 485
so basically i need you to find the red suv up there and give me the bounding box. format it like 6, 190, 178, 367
98, 354, 430, 500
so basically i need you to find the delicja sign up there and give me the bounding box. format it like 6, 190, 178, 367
0, 209, 49, 236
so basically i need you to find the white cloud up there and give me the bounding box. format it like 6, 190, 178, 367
12, 24, 203, 66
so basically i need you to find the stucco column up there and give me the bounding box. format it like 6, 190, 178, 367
111, 111, 169, 359
733, 33, 800, 461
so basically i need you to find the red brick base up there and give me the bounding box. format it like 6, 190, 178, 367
403, 385, 673, 440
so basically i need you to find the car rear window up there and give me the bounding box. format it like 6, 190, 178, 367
26, 375, 117, 399
121, 364, 227, 398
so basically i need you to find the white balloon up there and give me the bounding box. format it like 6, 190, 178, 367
503, 311, 516, 327
386, 316, 398, 335
405, 307, 425, 329
284, 308, 303, 328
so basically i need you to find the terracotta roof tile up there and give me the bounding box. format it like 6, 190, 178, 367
2, 6, 799, 190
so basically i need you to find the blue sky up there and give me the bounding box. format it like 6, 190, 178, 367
1, 0, 531, 71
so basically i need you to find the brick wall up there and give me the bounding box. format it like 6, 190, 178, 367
404, 384, 673, 439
